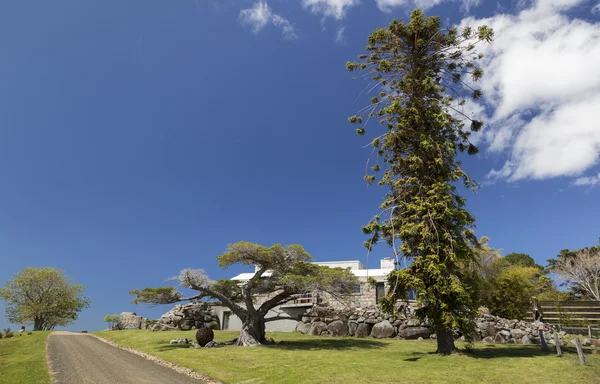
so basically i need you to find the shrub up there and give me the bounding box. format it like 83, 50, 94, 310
485, 266, 538, 319
3, 327, 13, 338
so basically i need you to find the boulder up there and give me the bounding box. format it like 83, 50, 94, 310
364, 318, 379, 325
296, 322, 311, 334
195, 325, 214, 347
480, 323, 497, 338
355, 323, 371, 338
521, 335, 533, 345
371, 320, 396, 339
581, 338, 592, 347
494, 333, 506, 344
309, 321, 328, 336
328, 320, 349, 337
119, 312, 143, 330
398, 326, 432, 340
510, 329, 526, 340
348, 322, 358, 336
482, 336, 494, 343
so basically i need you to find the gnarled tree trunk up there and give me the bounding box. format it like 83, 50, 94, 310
435, 328, 456, 355
235, 316, 266, 346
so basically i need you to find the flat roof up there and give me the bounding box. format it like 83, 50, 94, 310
230, 266, 393, 281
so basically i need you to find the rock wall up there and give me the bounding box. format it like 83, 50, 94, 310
149, 303, 220, 331
296, 305, 557, 345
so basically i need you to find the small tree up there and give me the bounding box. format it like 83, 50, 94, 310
347, 9, 493, 354
548, 246, 600, 301
0, 267, 90, 330
485, 266, 539, 319
130, 242, 358, 346
104, 313, 120, 329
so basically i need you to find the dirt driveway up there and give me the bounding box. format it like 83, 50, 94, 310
47, 332, 206, 384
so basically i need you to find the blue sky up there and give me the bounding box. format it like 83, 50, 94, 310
0, 0, 598, 331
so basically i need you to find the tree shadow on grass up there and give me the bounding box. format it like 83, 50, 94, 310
274, 338, 386, 351
155, 342, 195, 352
402, 345, 577, 362
155, 338, 386, 351
462, 344, 594, 359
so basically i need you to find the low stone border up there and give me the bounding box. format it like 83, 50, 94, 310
90, 334, 222, 384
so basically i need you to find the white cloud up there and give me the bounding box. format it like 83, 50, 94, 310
271, 14, 299, 40
375, 0, 480, 12
239, 1, 298, 40
335, 26, 346, 44
572, 172, 600, 187
458, 0, 600, 182
593, 1, 600, 13
301, 0, 359, 20
239, 1, 272, 33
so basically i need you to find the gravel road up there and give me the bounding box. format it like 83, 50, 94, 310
46, 332, 205, 384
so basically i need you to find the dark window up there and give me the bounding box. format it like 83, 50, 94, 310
352, 284, 361, 293
408, 289, 417, 301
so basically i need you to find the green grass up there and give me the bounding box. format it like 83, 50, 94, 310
0, 331, 51, 384
95, 330, 600, 384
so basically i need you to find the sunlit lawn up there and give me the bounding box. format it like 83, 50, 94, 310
0, 331, 51, 384
94, 330, 600, 384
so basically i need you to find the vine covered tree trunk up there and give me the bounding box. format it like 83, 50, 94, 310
235, 316, 266, 346
435, 329, 456, 355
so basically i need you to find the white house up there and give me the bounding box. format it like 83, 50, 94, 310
211, 257, 398, 332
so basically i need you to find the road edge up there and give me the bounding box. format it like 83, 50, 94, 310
89, 334, 222, 384
46, 332, 58, 384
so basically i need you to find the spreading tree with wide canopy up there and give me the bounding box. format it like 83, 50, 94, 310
130, 242, 358, 346
347, 9, 493, 354
0, 267, 90, 330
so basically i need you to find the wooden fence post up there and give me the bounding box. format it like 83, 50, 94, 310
588, 325, 592, 339
554, 333, 562, 357
574, 338, 586, 366
539, 328, 549, 351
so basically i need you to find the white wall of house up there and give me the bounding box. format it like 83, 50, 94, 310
219, 258, 398, 333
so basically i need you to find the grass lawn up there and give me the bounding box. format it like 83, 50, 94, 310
95, 330, 600, 384
0, 331, 51, 384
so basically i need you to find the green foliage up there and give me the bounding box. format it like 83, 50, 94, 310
129, 287, 181, 306
484, 266, 538, 320
0, 267, 90, 331
501, 253, 544, 272
217, 242, 312, 270
367, 276, 378, 288
4, 327, 13, 338
466, 238, 560, 319
104, 313, 120, 328
349, 9, 493, 347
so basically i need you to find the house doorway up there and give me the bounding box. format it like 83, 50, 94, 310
222, 311, 231, 330
376, 282, 385, 303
